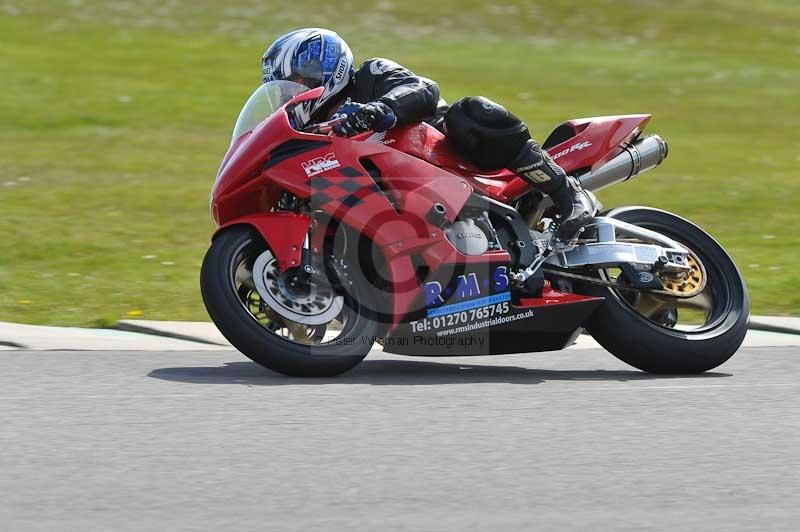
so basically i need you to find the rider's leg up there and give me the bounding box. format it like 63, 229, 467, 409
442, 96, 596, 240
510, 139, 597, 240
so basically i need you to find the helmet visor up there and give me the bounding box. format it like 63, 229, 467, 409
286, 58, 324, 88
262, 56, 324, 89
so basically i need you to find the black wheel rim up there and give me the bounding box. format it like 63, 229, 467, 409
602, 221, 736, 336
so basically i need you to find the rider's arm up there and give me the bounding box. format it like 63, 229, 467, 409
352, 58, 441, 125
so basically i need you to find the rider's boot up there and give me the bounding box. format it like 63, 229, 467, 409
510, 139, 597, 241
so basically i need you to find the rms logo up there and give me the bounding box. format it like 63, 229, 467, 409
302, 153, 341, 177
424, 266, 509, 307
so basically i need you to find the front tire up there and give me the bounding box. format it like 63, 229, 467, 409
582, 207, 749, 373
201, 226, 377, 377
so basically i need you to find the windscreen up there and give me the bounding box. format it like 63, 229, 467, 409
231, 80, 310, 140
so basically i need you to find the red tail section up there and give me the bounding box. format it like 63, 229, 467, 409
384, 114, 651, 201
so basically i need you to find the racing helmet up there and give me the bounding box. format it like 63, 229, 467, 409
262, 28, 355, 126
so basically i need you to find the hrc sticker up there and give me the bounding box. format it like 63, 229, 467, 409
302, 153, 341, 177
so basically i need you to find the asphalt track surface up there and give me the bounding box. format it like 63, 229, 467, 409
2, 347, 799, 531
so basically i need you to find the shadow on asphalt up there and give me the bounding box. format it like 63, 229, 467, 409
148, 358, 731, 386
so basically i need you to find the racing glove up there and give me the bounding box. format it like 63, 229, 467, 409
332, 99, 397, 137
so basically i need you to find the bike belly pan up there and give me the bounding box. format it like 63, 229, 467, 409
382, 259, 604, 356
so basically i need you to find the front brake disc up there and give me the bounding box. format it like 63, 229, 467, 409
252, 250, 344, 326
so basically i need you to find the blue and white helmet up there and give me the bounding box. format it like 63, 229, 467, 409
262, 28, 355, 126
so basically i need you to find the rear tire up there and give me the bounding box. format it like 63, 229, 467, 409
582, 207, 749, 373
201, 226, 377, 377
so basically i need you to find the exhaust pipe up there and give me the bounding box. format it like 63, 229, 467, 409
579, 134, 668, 192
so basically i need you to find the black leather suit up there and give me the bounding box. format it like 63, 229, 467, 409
331, 58, 445, 127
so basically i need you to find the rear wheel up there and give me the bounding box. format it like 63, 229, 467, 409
201, 226, 377, 377
581, 207, 749, 373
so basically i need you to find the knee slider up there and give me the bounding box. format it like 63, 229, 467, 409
444, 96, 530, 170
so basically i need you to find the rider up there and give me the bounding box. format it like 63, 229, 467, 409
261, 28, 597, 240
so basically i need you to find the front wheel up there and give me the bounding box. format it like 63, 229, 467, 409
581, 207, 749, 373
200, 226, 377, 377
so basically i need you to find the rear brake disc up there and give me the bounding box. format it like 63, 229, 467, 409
657, 253, 707, 298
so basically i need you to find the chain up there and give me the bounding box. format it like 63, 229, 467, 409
542, 267, 695, 299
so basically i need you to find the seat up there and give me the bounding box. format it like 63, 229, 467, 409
384, 123, 518, 182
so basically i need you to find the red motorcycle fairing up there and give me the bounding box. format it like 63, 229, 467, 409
212, 88, 327, 225
212, 90, 476, 326
381, 114, 651, 202
546, 114, 651, 169
215, 212, 310, 271
211, 88, 620, 335
261, 136, 482, 325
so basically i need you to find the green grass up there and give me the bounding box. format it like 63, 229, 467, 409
1, 0, 799, 325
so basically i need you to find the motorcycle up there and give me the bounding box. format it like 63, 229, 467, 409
201, 80, 749, 377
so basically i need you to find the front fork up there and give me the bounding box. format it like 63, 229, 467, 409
297, 234, 314, 279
